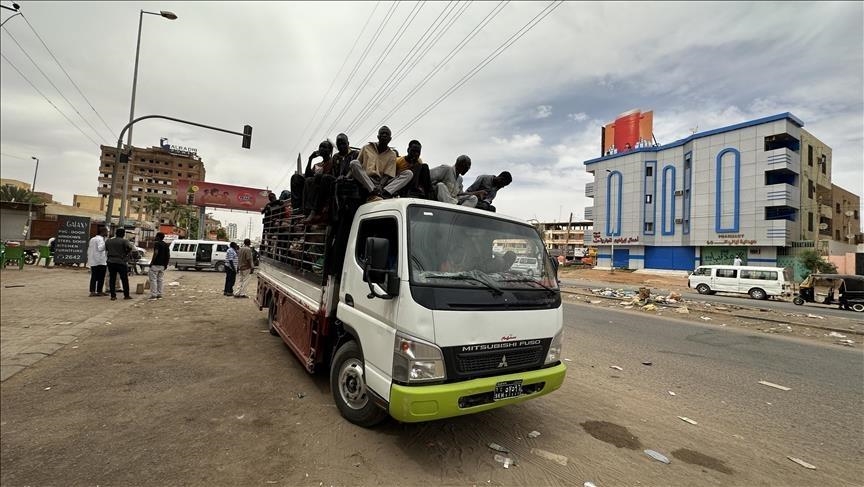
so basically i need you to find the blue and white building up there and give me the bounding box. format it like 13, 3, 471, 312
583, 113, 806, 271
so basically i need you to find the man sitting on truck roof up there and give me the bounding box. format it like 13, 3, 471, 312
291, 140, 338, 224
332, 133, 359, 177
394, 140, 432, 199
429, 155, 481, 208
465, 171, 512, 212
348, 126, 413, 202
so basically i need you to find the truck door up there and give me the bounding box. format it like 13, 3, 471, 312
339, 214, 402, 388
196, 243, 213, 264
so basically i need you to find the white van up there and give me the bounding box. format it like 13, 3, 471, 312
169, 239, 229, 272
688, 265, 792, 300
511, 256, 541, 276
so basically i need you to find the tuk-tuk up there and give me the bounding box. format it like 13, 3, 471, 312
793, 274, 864, 312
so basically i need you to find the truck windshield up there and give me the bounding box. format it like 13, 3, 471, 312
408, 205, 558, 291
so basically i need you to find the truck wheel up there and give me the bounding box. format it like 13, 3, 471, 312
330, 341, 387, 427
793, 296, 804, 306
696, 284, 711, 295
851, 303, 864, 313
749, 288, 767, 300
215, 262, 225, 273
267, 302, 279, 336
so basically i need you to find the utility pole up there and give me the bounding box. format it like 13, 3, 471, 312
564, 212, 573, 258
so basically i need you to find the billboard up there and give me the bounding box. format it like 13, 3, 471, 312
54, 215, 90, 264
176, 180, 270, 212
601, 109, 654, 156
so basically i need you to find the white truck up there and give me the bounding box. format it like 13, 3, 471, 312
257, 195, 566, 426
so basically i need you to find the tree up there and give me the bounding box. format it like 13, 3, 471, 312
797, 249, 837, 278
0, 185, 37, 203
216, 228, 228, 241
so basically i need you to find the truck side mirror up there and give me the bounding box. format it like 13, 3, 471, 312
364, 237, 399, 299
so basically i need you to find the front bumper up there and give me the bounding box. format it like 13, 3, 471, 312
389, 363, 566, 423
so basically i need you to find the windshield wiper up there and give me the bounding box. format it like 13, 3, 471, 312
422, 270, 503, 295
501, 276, 558, 294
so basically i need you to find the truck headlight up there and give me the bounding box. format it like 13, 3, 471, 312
544, 330, 563, 365
392, 333, 446, 383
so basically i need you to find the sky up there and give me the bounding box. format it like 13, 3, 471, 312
1, 1, 862, 239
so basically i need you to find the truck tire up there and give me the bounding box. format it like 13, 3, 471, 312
851, 303, 864, 313
330, 341, 387, 427
267, 301, 279, 336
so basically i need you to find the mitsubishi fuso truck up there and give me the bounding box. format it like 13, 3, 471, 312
256, 193, 566, 427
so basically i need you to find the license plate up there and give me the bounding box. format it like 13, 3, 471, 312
493, 380, 523, 401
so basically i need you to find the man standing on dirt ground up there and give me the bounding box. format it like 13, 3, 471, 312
148, 232, 170, 300
224, 242, 239, 296
106, 228, 135, 301
234, 238, 255, 298
87, 226, 108, 296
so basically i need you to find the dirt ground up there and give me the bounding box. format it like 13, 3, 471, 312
1, 267, 861, 486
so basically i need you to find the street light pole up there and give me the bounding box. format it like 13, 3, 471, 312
117, 9, 177, 228
25, 155, 39, 240
1, 2, 21, 27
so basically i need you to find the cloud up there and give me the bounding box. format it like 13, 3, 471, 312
532, 105, 552, 119
491, 134, 543, 150
567, 112, 588, 122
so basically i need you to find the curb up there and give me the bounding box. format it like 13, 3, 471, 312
562, 288, 864, 337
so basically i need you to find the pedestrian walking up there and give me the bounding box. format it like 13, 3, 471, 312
106, 228, 135, 301
234, 238, 255, 298
733, 254, 742, 266
87, 226, 108, 296
224, 242, 239, 296
148, 232, 170, 300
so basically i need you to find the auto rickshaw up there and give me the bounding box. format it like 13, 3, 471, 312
792, 274, 864, 312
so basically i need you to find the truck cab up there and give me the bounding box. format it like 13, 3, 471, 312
257, 198, 566, 426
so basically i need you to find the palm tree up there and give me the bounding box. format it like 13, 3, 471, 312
0, 185, 37, 203
143, 196, 167, 222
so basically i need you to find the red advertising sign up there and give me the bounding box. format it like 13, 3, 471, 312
176, 180, 270, 211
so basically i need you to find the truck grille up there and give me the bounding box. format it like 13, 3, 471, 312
455, 346, 544, 374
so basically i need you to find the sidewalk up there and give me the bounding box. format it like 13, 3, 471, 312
1, 266, 157, 381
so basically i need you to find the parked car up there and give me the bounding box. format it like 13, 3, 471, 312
688, 265, 792, 300
511, 256, 541, 276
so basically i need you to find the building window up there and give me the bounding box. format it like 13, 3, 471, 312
807, 145, 813, 166
645, 194, 653, 204
836, 203, 841, 213
820, 155, 827, 174
644, 222, 654, 232
764, 133, 800, 152
808, 212, 814, 232
808, 180, 814, 199
645, 166, 653, 177
836, 229, 841, 240
855, 210, 860, 219
765, 206, 797, 221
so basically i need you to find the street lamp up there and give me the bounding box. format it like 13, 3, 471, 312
25, 155, 39, 239
116, 9, 178, 228
0, 2, 21, 27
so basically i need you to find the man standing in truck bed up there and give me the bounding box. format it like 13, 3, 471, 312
234, 238, 255, 298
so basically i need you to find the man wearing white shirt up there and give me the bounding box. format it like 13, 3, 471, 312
87, 227, 109, 297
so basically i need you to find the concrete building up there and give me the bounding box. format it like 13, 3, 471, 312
227, 222, 238, 240
97, 145, 205, 224
1, 178, 31, 191
73, 194, 103, 212
828, 184, 862, 250
536, 220, 592, 257
584, 113, 810, 271
797, 130, 833, 253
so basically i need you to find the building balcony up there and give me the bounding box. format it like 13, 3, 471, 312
764, 220, 793, 243
585, 182, 595, 198
762, 183, 800, 208
584, 207, 594, 221
819, 204, 833, 220
763, 147, 800, 173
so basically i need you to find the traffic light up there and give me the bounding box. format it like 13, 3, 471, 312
241, 125, 253, 149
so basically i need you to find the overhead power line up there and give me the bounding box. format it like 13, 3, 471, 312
344, 0, 459, 135
1, 51, 101, 146
305, 1, 400, 150
350, 0, 472, 139
394, 1, 564, 139
358, 1, 509, 142
2, 26, 111, 143
324, 1, 427, 137
20, 13, 117, 140
274, 1, 382, 191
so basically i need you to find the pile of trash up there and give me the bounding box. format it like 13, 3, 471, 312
590, 287, 684, 310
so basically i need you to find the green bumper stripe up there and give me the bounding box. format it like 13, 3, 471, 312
389, 363, 566, 423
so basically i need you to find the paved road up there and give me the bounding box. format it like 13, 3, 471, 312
562, 278, 861, 321
559, 300, 864, 484
2, 269, 862, 486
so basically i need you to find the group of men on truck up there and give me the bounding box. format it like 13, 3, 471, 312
266, 126, 512, 227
